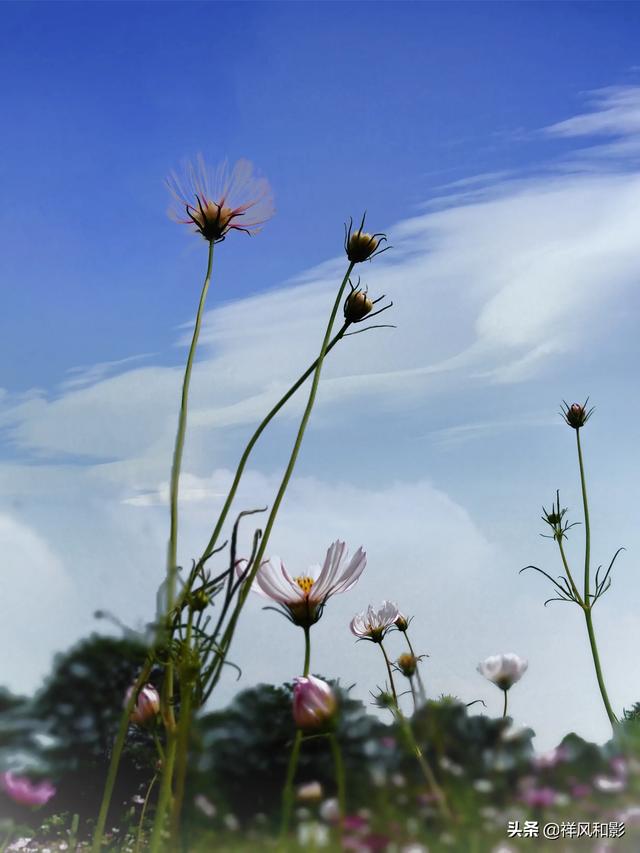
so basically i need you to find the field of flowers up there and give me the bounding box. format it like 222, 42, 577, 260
1, 157, 637, 852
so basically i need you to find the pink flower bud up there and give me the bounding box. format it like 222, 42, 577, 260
292, 676, 337, 731
126, 683, 160, 725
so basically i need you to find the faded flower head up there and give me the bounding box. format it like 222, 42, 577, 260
167, 155, 274, 242
292, 675, 337, 731
560, 398, 594, 430
477, 653, 528, 691
126, 683, 161, 725
0, 772, 56, 807
350, 600, 400, 642
240, 540, 366, 628
344, 214, 388, 263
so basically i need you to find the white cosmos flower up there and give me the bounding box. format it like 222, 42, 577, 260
477, 654, 528, 691
239, 540, 366, 627
350, 601, 400, 642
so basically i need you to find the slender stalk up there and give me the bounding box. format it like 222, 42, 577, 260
395, 711, 451, 821
328, 732, 346, 831
170, 610, 196, 845
584, 609, 618, 726
149, 732, 177, 853
91, 660, 153, 853
379, 640, 398, 706
557, 537, 584, 606
208, 263, 355, 690
199, 323, 349, 565
279, 729, 303, 844
150, 241, 215, 851
502, 688, 508, 719
405, 632, 426, 704
134, 772, 159, 853
302, 626, 311, 677
279, 626, 313, 845
575, 429, 591, 597
575, 428, 618, 728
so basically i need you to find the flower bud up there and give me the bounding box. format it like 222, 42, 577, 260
292, 675, 337, 732
394, 613, 409, 632
561, 399, 593, 429
126, 683, 160, 725
189, 588, 210, 612
343, 289, 374, 322
344, 216, 387, 263
396, 653, 417, 678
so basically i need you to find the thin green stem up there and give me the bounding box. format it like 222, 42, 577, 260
279, 729, 303, 845
575, 429, 591, 598
328, 732, 346, 831
134, 772, 159, 853
208, 262, 355, 691
556, 537, 584, 606
502, 688, 508, 719
575, 428, 618, 729
199, 323, 349, 565
170, 610, 195, 845
395, 708, 451, 821
91, 660, 153, 853
405, 632, 426, 704
167, 239, 215, 610
303, 626, 311, 677
149, 732, 177, 853
379, 640, 398, 706
584, 609, 619, 727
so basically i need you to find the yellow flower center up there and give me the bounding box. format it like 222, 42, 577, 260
295, 576, 315, 595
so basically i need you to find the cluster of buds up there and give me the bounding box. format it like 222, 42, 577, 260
561, 399, 594, 430
292, 675, 337, 732
344, 214, 389, 263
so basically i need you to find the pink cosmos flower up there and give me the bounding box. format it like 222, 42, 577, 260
292, 675, 337, 731
240, 540, 366, 628
521, 785, 557, 808
167, 155, 274, 242
0, 772, 56, 807
350, 601, 399, 642
477, 653, 528, 691
125, 683, 161, 725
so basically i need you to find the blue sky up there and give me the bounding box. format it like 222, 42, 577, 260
2, 1, 640, 749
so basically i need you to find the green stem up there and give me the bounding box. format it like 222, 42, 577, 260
576, 428, 591, 599
199, 323, 349, 565
91, 661, 153, 853
575, 428, 618, 728
502, 688, 508, 719
405, 632, 426, 704
279, 729, 303, 844
303, 626, 311, 677
208, 262, 355, 691
149, 732, 178, 853
328, 732, 346, 830
584, 608, 619, 727
168, 239, 215, 611
170, 610, 195, 845
557, 537, 584, 606
134, 772, 158, 853
396, 711, 451, 821
379, 640, 398, 706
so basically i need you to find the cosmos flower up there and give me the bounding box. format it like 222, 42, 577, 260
292, 675, 337, 731
125, 683, 161, 725
0, 772, 56, 807
344, 214, 389, 263
240, 540, 366, 627
477, 654, 528, 691
350, 601, 400, 642
167, 155, 274, 242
